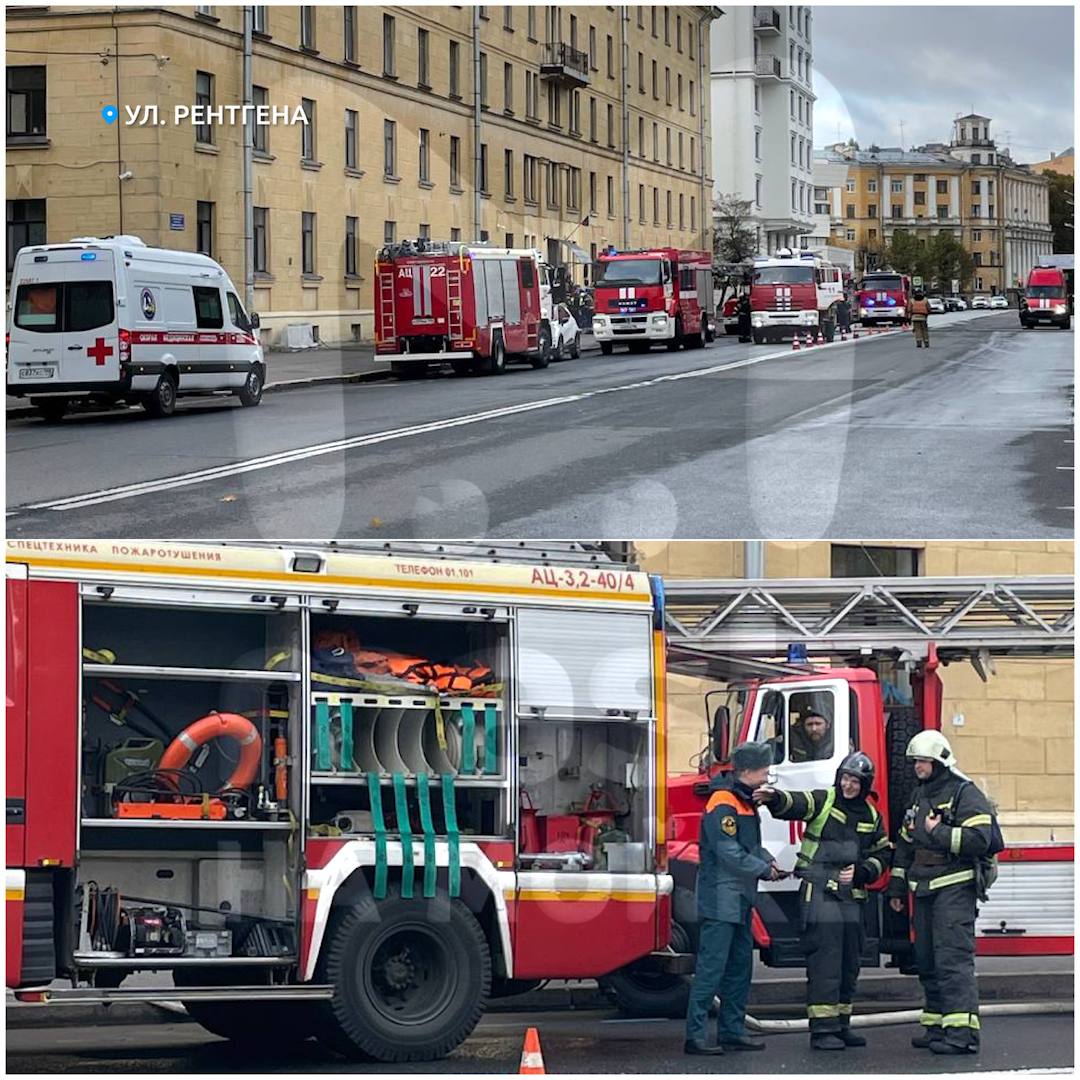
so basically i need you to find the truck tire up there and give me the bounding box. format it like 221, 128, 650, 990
667, 316, 683, 352
685, 318, 705, 350
317, 885, 491, 1063
886, 706, 923, 839
531, 325, 552, 369
143, 372, 177, 418
600, 341, 614, 355
1061, 317, 1071, 330
483, 335, 507, 375
600, 920, 694, 1018
237, 364, 265, 407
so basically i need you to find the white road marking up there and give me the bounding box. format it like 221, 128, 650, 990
15, 328, 906, 514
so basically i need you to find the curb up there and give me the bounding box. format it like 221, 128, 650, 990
7, 972, 1071, 1029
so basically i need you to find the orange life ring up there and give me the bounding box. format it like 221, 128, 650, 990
159, 711, 263, 791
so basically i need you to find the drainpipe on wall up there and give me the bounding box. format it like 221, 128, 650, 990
697, 8, 721, 250
744, 541, 765, 579
112, 8, 124, 233
473, 7, 482, 241
620, 6, 630, 248
242, 5, 254, 313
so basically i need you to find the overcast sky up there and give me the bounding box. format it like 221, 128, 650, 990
812, 6, 1074, 164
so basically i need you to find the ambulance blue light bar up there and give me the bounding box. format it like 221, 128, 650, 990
81, 252, 97, 261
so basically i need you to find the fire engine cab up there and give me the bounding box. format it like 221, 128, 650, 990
748, 249, 844, 344
857, 270, 912, 328
6, 541, 671, 1063
373, 241, 558, 378
591, 247, 715, 355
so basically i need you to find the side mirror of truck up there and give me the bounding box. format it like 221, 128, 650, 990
711, 705, 730, 762
250, 312, 261, 329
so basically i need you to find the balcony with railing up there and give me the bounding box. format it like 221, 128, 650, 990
753, 7, 782, 33
540, 42, 590, 87
754, 56, 783, 80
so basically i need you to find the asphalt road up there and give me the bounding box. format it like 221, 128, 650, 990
5, 1008, 1073, 1073
6, 311, 1073, 539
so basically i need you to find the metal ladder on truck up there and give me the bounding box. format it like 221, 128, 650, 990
377, 268, 396, 345
446, 264, 465, 345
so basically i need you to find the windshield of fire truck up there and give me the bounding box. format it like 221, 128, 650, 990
1027, 284, 1066, 298
753, 266, 814, 285
862, 274, 903, 291
596, 258, 662, 286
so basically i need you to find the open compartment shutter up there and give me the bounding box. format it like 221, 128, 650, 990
516, 608, 652, 715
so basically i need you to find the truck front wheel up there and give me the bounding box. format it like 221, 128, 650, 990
600, 920, 694, 1018
483, 336, 507, 375
667, 316, 684, 351
317, 885, 491, 1062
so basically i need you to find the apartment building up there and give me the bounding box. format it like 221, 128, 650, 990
813, 114, 1052, 291
710, 5, 815, 255
5, 5, 716, 346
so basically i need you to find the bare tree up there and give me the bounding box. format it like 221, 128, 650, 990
713, 193, 758, 265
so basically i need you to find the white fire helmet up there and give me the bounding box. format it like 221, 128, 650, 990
905, 729, 957, 769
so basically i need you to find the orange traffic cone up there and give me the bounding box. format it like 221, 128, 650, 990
815, 328, 825, 345
520, 1027, 546, 1074
852, 327, 860, 339
840, 328, 848, 342
804, 331, 814, 348
791, 333, 801, 351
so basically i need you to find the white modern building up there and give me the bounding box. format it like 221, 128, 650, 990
710, 5, 815, 254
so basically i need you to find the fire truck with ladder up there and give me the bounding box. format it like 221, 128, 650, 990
6, 540, 672, 1062
748, 249, 845, 344
591, 247, 715, 354
373, 240, 560, 378
601, 574, 1075, 1017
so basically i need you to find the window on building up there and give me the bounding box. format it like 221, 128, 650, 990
343, 7, 357, 62
301, 211, 315, 273
846, 178, 855, 193
523, 154, 536, 202
383, 118, 396, 176
6, 198, 45, 272
252, 86, 269, 153
972, 229, 981, 242
664, 5, 670, 43
972, 203, 980, 218
639, 184, 645, 222
480, 142, 489, 193
195, 71, 214, 144
418, 127, 430, 182
665, 67, 671, 105
651, 59, 658, 99
382, 14, 395, 76
868, 204, 877, 218
607, 103, 615, 147
252, 6, 268, 34
790, 89, 796, 118
415, 27, 431, 87
345, 215, 358, 275
547, 161, 559, 208
937, 179, 948, 194
252, 206, 268, 272
790, 133, 796, 164
568, 167, 581, 211
679, 192, 685, 229
755, 129, 761, 160
548, 82, 561, 126
299, 97, 315, 160
449, 40, 460, 98
384, 220, 396, 245
653, 187, 660, 224
666, 127, 672, 165
678, 132, 684, 169
449, 135, 461, 188
914, 190, 925, 205
569, 13, 578, 49
891, 180, 902, 194
300, 6, 315, 49
690, 135, 695, 173
638, 115, 645, 156
892, 205, 902, 219
846, 204, 855, 219
689, 79, 695, 116
868, 178, 877, 193
344, 108, 357, 169
570, 90, 581, 134
972, 153, 981, 165
588, 25, 597, 69
937, 205, 949, 219
607, 174, 615, 216
607, 34, 614, 78
988, 203, 994, 218
846, 228, 855, 241
868, 228, 877, 241
677, 73, 683, 110
666, 189, 672, 226
504, 62, 513, 112
832, 545, 920, 577
504, 147, 514, 198
755, 176, 762, 208
589, 170, 597, 214
691, 194, 696, 228
972, 180, 981, 196
754, 84, 760, 113
479, 52, 488, 108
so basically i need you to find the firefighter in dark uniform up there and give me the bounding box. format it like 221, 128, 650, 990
887, 730, 993, 1055
754, 752, 891, 1049
684, 740, 781, 1056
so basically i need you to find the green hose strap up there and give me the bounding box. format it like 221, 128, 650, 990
442, 773, 461, 898
339, 699, 355, 772
393, 772, 414, 899
483, 703, 497, 774
416, 773, 437, 899
367, 772, 388, 900
315, 700, 332, 771
460, 703, 476, 774
434, 699, 447, 750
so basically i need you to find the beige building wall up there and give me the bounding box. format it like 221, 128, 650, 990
637, 541, 1074, 843
6, 4, 716, 347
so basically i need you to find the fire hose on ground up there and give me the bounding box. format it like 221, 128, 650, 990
743, 1000, 1073, 1033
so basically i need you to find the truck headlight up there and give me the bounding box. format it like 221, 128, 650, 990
651, 313, 668, 324
592, 315, 608, 328
1053, 304, 1067, 314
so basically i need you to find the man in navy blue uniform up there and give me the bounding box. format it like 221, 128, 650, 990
684, 740, 781, 1055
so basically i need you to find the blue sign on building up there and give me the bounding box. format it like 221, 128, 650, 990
169, 213, 185, 230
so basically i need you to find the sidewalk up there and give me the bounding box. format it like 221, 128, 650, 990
5, 334, 601, 420
8, 956, 1071, 1029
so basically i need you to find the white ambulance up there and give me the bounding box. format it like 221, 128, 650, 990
6, 236, 264, 420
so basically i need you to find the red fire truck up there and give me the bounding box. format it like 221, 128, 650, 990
6, 541, 672, 1062
748, 249, 845, 344
591, 247, 715, 355
857, 269, 912, 328
600, 576, 1075, 1016
373, 241, 556, 378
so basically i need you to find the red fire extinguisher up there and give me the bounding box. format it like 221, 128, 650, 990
519, 789, 542, 853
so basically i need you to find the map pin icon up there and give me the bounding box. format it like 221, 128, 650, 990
102, 105, 118, 124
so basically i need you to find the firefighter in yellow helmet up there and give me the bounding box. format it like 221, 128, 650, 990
887, 731, 994, 1055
